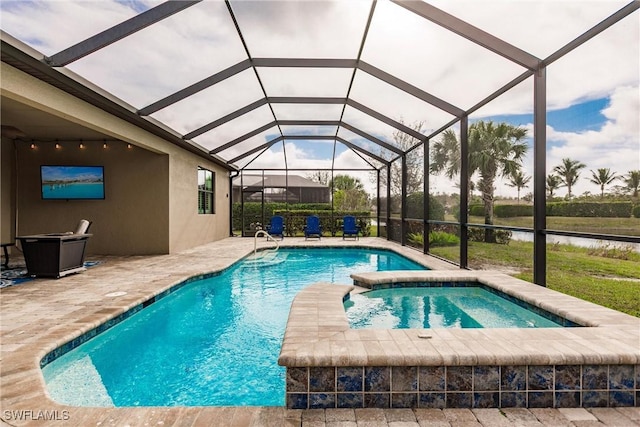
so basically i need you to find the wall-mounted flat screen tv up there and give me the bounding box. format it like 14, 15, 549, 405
41, 165, 105, 200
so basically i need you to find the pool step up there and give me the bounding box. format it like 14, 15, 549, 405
242, 251, 287, 268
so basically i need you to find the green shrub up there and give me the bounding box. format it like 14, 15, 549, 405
272, 209, 372, 237
430, 231, 460, 247
468, 228, 512, 244
407, 232, 423, 246
232, 202, 334, 231
285, 203, 332, 211
494, 204, 533, 217
232, 202, 290, 230
405, 193, 446, 221
469, 204, 484, 217
431, 224, 459, 235
633, 205, 640, 218
546, 202, 632, 218
468, 204, 533, 218
464, 202, 633, 218
408, 231, 460, 247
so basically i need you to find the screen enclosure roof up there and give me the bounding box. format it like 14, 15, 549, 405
1, 0, 638, 173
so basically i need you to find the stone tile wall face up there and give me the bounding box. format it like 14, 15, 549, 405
286, 364, 639, 409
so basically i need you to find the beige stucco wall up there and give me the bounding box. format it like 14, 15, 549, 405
1, 63, 231, 255
1, 137, 16, 249
15, 140, 170, 255
169, 149, 231, 253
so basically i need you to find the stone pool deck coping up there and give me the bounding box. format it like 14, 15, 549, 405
1, 237, 638, 426
278, 271, 640, 368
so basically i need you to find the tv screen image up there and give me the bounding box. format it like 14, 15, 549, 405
41, 165, 105, 200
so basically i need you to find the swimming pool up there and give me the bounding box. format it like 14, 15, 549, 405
42, 247, 426, 407
345, 286, 563, 329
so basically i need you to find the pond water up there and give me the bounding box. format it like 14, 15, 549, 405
510, 231, 640, 253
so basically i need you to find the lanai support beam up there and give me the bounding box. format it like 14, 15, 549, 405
270, 97, 428, 141
401, 154, 408, 246
544, 1, 640, 67
268, 97, 347, 104
391, 0, 540, 70
228, 137, 284, 164
184, 98, 268, 140
358, 61, 464, 117
335, 137, 389, 165
279, 120, 340, 127
533, 68, 547, 286
347, 99, 427, 141
252, 58, 357, 68
340, 122, 403, 155
423, 139, 430, 254
210, 121, 277, 154
386, 164, 392, 241
377, 169, 381, 238
459, 115, 469, 270
231, 134, 389, 166
139, 60, 252, 116
45, 0, 201, 66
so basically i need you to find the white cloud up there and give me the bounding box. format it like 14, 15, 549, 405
545, 85, 640, 197
0, 1, 141, 55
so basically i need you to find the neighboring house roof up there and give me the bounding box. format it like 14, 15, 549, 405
233, 174, 327, 188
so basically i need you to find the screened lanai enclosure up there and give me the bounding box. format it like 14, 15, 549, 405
2, 1, 639, 286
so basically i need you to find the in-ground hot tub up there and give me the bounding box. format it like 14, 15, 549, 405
344, 283, 575, 330
278, 271, 640, 409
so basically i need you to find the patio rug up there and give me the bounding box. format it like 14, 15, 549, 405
0, 261, 101, 290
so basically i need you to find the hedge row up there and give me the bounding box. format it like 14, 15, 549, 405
469, 202, 636, 218
469, 204, 534, 217
546, 201, 633, 218
272, 210, 372, 237
232, 202, 335, 230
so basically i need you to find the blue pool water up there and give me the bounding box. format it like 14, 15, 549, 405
345, 287, 563, 329
42, 248, 425, 407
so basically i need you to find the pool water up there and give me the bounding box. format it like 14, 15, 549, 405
42, 248, 425, 407
345, 287, 563, 329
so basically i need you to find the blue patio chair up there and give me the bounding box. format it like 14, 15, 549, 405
303, 215, 322, 240
342, 215, 360, 240
265, 215, 284, 240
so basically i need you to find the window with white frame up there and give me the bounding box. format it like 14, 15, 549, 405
198, 167, 215, 214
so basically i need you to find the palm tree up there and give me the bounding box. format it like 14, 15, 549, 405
431, 128, 475, 202
620, 170, 640, 198
330, 174, 368, 211
546, 174, 561, 199
588, 168, 619, 198
553, 158, 586, 198
431, 120, 528, 242
431, 129, 462, 180
330, 174, 364, 191
506, 171, 531, 203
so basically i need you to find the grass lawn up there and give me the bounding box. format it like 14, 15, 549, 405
430, 240, 640, 317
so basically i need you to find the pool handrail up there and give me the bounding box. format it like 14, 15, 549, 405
253, 229, 279, 255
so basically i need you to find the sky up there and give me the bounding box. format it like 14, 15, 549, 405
1, 0, 638, 198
